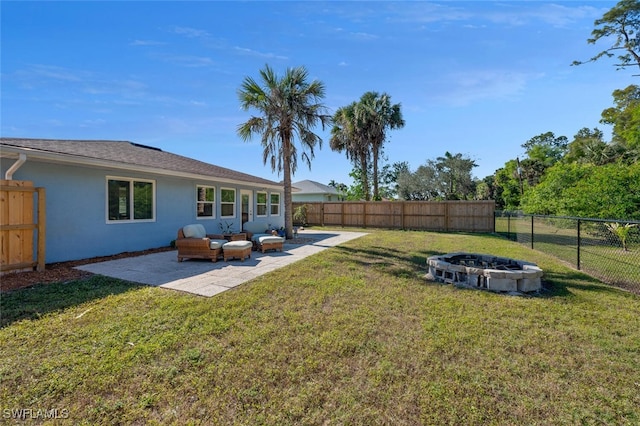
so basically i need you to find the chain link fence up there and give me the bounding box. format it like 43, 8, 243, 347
495, 212, 640, 294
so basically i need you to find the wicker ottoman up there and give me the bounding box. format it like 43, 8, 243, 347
257, 235, 285, 253
222, 240, 252, 262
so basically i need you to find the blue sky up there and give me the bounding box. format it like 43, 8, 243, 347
1, 1, 634, 186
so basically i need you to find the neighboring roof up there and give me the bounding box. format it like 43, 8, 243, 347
292, 179, 340, 195
0, 138, 281, 188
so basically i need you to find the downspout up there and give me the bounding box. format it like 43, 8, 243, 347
5, 153, 27, 180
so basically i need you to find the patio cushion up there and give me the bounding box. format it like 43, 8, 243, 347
223, 240, 253, 250
209, 239, 228, 250
243, 221, 269, 235
183, 224, 206, 239
250, 233, 272, 242
257, 235, 285, 244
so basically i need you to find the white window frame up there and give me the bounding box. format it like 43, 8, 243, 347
270, 192, 280, 216
196, 185, 216, 219
106, 176, 156, 223
220, 187, 236, 218
256, 191, 268, 217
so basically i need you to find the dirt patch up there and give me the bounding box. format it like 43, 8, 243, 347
1, 247, 174, 293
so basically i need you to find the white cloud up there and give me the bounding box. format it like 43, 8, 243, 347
350, 31, 378, 41
355, 2, 603, 29
161, 55, 215, 68
23, 64, 83, 82
233, 46, 288, 60
172, 26, 211, 39
130, 39, 166, 46
80, 119, 107, 128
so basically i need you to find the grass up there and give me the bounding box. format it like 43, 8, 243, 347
495, 217, 640, 291
1, 230, 639, 425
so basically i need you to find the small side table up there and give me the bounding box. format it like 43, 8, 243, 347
223, 233, 247, 242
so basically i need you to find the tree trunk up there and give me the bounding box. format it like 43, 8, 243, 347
360, 157, 370, 201
283, 138, 294, 240
372, 144, 379, 200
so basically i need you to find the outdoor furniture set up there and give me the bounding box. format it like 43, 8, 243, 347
241, 221, 286, 253
175, 222, 285, 263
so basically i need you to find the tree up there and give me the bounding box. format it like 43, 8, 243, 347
396, 153, 477, 201
605, 222, 638, 251
330, 102, 371, 200
493, 160, 523, 211
564, 127, 609, 165
560, 162, 640, 219
520, 162, 591, 215
522, 132, 568, 165
377, 161, 410, 199
237, 64, 331, 239
520, 132, 568, 186
357, 92, 405, 200
435, 152, 478, 200
475, 175, 497, 202
600, 84, 640, 149
572, 0, 640, 74
328, 180, 348, 198
331, 91, 405, 201
396, 164, 440, 200
346, 167, 368, 200
521, 161, 640, 219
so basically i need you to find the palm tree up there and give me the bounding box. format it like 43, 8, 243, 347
358, 92, 405, 200
330, 102, 371, 200
237, 64, 330, 239
331, 92, 404, 201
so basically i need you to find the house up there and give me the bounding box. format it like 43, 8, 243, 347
0, 138, 284, 263
291, 180, 344, 202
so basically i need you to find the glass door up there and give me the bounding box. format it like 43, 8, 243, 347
240, 189, 253, 226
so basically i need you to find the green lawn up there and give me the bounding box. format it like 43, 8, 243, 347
495, 216, 640, 292
2, 230, 639, 425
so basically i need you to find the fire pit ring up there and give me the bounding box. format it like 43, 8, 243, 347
426, 252, 543, 293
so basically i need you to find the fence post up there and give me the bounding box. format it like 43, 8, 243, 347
531, 215, 534, 249
445, 201, 450, 232
37, 187, 46, 272
362, 202, 366, 228
577, 219, 581, 271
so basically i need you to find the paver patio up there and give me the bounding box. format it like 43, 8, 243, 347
76, 230, 367, 297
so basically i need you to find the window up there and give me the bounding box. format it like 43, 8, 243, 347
270, 193, 280, 216
220, 188, 236, 218
256, 191, 267, 217
107, 177, 155, 222
196, 185, 215, 218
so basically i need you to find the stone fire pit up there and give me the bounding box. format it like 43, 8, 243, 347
426, 252, 543, 293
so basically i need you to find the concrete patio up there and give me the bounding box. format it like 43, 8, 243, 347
76, 230, 367, 297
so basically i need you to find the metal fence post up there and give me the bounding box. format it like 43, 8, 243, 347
503, 213, 639, 292
531, 215, 534, 249
577, 219, 581, 270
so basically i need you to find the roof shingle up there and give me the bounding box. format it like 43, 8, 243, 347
0, 137, 280, 187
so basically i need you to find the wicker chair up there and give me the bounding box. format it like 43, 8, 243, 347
176, 224, 228, 262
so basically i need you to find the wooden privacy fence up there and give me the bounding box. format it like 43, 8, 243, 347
293, 200, 495, 232
1, 180, 46, 274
